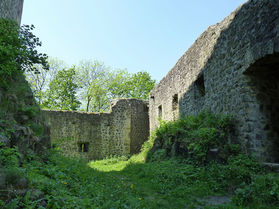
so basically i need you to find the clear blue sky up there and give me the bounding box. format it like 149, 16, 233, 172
22, 0, 247, 81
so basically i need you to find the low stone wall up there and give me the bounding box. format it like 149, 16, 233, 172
43, 99, 149, 160
149, 0, 279, 162
0, 0, 24, 24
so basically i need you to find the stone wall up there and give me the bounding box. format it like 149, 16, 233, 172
43, 99, 149, 160
149, 0, 279, 162
0, 0, 24, 24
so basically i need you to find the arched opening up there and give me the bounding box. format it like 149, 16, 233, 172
244, 53, 279, 162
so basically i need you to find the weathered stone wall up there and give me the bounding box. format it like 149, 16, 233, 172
0, 0, 24, 24
129, 99, 149, 154
0, 0, 51, 154
43, 99, 149, 160
149, 0, 279, 162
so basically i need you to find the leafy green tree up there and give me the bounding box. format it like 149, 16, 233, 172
76, 60, 110, 112
86, 78, 110, 112
107, 69, 130, 99
76, 66, 156, 112
24, 64, 47, 105
127, 71, 156, 99
108, 70, 155, 100
25, 58, 67, 105
43, 68, 80, 110
46, 58, 68, 85
0, 19, 48, 87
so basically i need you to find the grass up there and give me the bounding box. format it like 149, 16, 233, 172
1, 112, 279, 208
87, 153, 279, 209
1, 143, 279, 209
6, 142, 275, 209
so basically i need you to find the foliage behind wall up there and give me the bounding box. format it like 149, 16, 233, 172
25, 59, 156, 112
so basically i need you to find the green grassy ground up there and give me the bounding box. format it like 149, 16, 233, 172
87, 151, 279, 209
2, 112, 279, 208
3, 143, 275, 209
2, 143, 279, 208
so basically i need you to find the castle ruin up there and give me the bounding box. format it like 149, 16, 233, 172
149, 0, 279, 163
43, 99, 149, 160
1, 0, 279, 162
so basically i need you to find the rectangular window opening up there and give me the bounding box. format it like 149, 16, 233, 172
158, 105, 162, 118
78, 142, 89, 152
172, 94, 178, 111
195, 74, 205, 96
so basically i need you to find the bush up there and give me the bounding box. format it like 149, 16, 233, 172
234, 173, 279, 207
0, 146, 20, 168
148, 111, 237, 164
3, 167, 26, 187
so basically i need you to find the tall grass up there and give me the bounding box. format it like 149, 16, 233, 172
1, 112, 279, 208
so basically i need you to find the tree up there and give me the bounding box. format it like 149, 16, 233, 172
47, 58, 68, 85
24, 55, 156, 112
86, 78, 110, 112
76, 60, 110, 112
0, 19, 48, 87
25, 58, 68, 105
107, 69, 130, 99
76, 66, 156, 112
43, 68, 80, 110
24, 64, 47, 105
107, 70, 155, 100
126, 71, 156, 100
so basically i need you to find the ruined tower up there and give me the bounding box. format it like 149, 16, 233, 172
0, 0, 24, 24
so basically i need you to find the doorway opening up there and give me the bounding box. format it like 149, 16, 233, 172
244, 53, 279, 162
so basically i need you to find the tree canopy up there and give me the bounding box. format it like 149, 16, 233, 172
26, 58, 156, 112
43, 68, 80, 111
76, 60, 110, 112
0, 19, 48, 87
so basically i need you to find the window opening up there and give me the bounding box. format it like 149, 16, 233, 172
172, 94, 178, 111
195, 74, 205, 96
78, 142, 89, 152
158, 105, 162, 118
